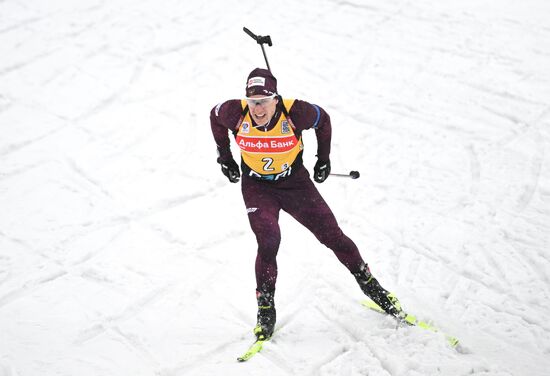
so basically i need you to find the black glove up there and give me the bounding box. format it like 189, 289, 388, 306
313, 159, 331, 183
217, 157, 240, 183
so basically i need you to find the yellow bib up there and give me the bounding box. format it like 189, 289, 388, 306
236, 99, 303, 177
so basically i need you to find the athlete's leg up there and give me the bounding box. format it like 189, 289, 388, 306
241, 177, 281, 338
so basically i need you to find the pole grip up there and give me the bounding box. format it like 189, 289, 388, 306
243, 27, 272, 46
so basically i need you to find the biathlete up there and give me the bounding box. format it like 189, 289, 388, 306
210, 68, 407, 340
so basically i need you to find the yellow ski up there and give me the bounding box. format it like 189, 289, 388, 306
237, 338, 267, 362
361, 299, 459, 348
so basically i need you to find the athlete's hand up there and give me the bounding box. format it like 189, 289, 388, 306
313, 159, 331, 183
218, 157, 240, 183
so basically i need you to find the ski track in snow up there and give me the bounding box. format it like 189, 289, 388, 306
1, 0, 550, 375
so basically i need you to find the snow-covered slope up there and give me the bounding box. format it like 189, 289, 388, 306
1, 1, 550, 375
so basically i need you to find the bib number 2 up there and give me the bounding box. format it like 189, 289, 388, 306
262, 157, 274, 172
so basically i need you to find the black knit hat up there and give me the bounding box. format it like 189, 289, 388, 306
245, 68, 277, 97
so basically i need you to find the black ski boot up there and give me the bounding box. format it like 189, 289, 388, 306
353, 263, 407, 322
253, 289, 276, 340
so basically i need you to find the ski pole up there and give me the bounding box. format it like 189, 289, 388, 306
330, 171, 361, 179
243, 27, 273, 72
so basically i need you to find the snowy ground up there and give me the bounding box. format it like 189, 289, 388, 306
1, 0, 550, 375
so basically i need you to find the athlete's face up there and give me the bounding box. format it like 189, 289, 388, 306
247, 94, 278, 126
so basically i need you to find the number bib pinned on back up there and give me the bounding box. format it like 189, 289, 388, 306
236, 99, 303, 178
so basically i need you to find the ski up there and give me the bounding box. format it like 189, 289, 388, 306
361, 299, 459, 348
237, 338, 267, 362
237, 330, 276, 362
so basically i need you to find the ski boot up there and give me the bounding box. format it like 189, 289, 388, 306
353, 263, 408, 323
253, 289, 276, 340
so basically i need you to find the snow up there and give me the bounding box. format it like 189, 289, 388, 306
1, 0, 550, 375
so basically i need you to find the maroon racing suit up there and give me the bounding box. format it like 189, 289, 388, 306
210, 98, 365, 293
